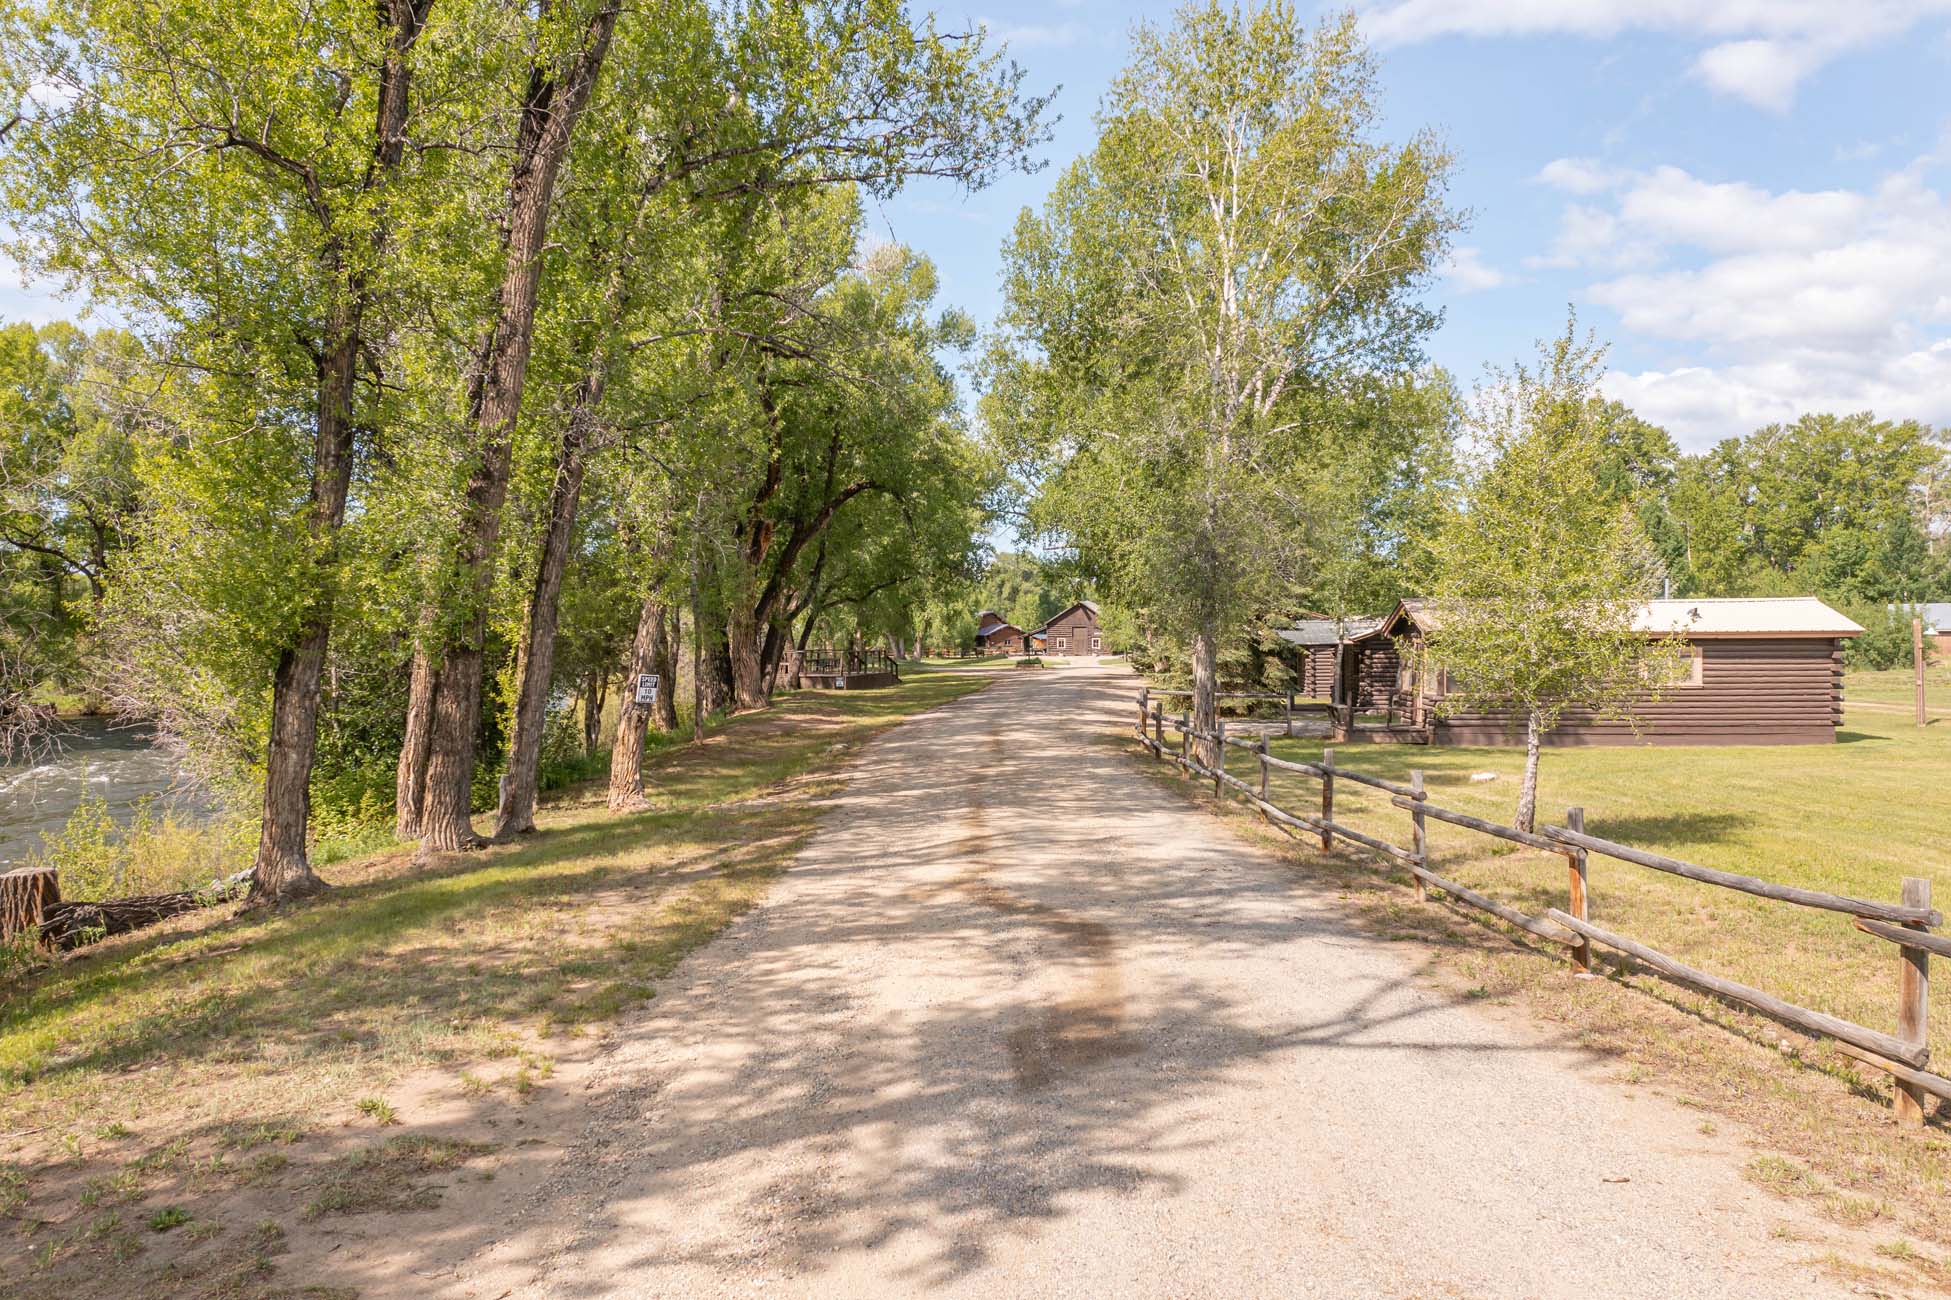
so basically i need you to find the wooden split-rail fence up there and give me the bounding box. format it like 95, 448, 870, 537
1140, 686, 1337, 738
1134, 687, 1946, 1126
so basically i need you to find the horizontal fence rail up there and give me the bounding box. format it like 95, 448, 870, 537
1545, 909, 1931, 1070
1131, 686, 1944, 1126
1541, 826, 1941, 928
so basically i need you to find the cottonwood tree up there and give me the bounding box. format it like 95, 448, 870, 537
987, 4, 1454, 768
1422, 323, 1670, 833
0, 0, 481, 902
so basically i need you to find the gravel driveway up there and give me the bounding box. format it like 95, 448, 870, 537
434, 662, 1854, 1298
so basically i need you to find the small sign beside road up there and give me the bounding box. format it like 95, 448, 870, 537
635, 673, 660, 706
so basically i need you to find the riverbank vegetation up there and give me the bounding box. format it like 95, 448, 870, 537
0, 2, 1049, 904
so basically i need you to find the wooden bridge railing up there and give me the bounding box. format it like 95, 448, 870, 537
1132, 687, 1944, 1126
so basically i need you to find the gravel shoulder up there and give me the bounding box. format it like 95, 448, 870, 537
318, 662, 1872, 1298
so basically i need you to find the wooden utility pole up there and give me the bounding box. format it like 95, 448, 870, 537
1915, 617, 1927, 727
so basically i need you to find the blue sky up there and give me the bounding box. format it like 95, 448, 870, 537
869, 0, 1951, 451
7, 2, 1951, 452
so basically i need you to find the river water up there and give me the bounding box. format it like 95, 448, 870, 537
0, 719, 214, 869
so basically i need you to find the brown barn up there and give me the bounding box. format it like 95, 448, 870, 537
1340, 597, 1862, 747
1034, 600, 1106, 656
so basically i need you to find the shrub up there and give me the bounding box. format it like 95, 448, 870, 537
26, 791, 247, 901
1844, 605, 1920, 670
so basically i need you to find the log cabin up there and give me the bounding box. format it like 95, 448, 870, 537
1338, 597, 1862, 747
975, 619, 1029, 655
1274, 615, 1385, 700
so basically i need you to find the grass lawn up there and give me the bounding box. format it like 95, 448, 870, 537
0, 671, 987, 1295
1147, 670, 1951, 1271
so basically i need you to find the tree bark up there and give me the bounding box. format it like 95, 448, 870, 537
1191, 622, 1220, 771
411, 3, 620, 856
493, 407, 595, 839
608, 595, 667, 811
582, 671, 604, 757
249, 0, 434, 906
1516, 707, 1543, 833
728, 606, 773, 712
652, 600, 678, 731
394, 630, 436, 839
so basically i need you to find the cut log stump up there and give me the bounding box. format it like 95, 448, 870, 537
0, 867, 59, 940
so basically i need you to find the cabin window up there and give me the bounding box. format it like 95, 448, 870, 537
1056, 638, 1067, 652
1672, 643, 1704, 687
1091, 636, 1102, 651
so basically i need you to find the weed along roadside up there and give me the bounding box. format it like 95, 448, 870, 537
0, 673, 989, 1298
1130, 677, 1951, 1253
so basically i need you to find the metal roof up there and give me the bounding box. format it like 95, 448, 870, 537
1631, 598, 1863, 637
1381, 596, 1862, 639
1892, 602, 1951, 632
1274, 616, 1383, 647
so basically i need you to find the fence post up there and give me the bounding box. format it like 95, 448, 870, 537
1213, 715, 1226, 798
1566, 806, 1591, 974
1319, 746, 1335, 853
1153, 701, 1164, 756
1258, 735, 1270, 803
1179, 711, 1190, 778
1895, 876, 1932, 1126
1410, 770, 1427, 903
1138, 686, 1149, 739
1286, 688, 1295, 739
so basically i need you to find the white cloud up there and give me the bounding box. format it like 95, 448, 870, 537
979, 19, 1090, 50
1546, 157, 1951, 445
1359, 0, 1951, 110
1604, 341, 1951, 448
1442, 245, 1510, 292
1535, 157, 1618, 195
1691, 39, 1820, 112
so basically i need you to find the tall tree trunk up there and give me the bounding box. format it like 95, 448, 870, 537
608, 595, 666, 811
582, 672, 604, 757
728, 608, 767, 712
789, 602, 822, 688
758, 618, 788, 699
652, 601, 677, 731
394, 625, 437, 839
690, 602, 706, 745
1516, 707, 1543, 833
1191, 622, 1219, 771
701, 637, 734, 717
493, 411, 594, 839
250, 0, 433, 906
412, 5, 620, 856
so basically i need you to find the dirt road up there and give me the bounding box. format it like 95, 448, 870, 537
397, 663, 1860, 1298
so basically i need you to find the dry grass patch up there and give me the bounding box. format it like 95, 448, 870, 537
300, 1134, 495, 1220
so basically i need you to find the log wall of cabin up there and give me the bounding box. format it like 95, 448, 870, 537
1431, 636, 1847, 747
